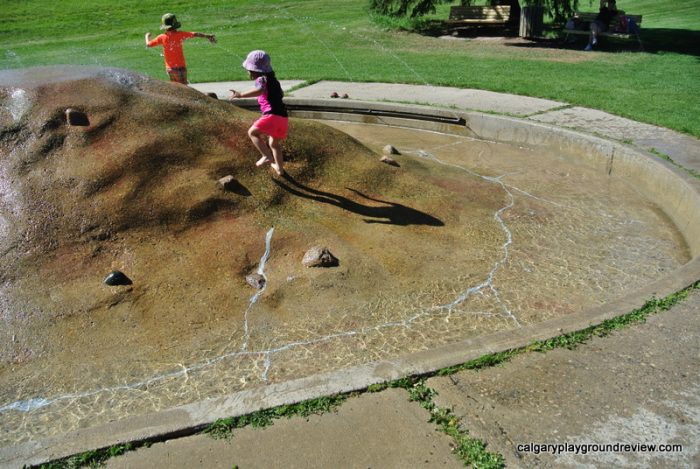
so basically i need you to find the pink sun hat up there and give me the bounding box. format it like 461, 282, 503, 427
242, 50, 273, 73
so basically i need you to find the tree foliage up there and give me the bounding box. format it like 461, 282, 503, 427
368, 0, 450, 17
535, 0, 581, 23
369, 0, 583, 23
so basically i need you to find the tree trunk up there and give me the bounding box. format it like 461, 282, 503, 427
492, 0, 521, 28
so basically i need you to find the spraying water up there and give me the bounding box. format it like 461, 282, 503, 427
271, 6, 354, 82
7, 88, 30, 122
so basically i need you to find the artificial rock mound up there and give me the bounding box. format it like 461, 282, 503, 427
0, 65, 456, 386
1, 67, 310, 258
0, 66, 394, 369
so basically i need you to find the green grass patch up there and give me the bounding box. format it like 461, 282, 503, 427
203, 394, 349, 440
1, 0, 699, 137
648, 148, 700, 179
34, 442, 141, 469
393, 378, 505, 468
531, 283, 698, 351
437, 349, 519, 376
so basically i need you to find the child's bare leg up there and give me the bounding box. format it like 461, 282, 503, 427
248, 127, 272, 166
268, 136, 285, 175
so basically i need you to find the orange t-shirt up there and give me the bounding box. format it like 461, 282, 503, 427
147, 31, 196, 69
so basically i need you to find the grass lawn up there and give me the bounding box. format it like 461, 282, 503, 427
1, 0, 699, 137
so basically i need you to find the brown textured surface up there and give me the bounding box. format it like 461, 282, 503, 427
0, 68, 690, 446
0, 68, 500, 443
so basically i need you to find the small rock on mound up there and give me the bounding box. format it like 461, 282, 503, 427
217, 175, 238, 191
246, 273, 266, 289
302, 246, 339, 268
383, 145, 400, 155
104, 270, 132, 286
64, 108, 89, 126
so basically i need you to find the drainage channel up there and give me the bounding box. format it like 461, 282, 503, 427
228, 99, 467, 126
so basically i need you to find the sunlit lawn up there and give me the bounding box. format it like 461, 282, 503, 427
1, 0, 699, 137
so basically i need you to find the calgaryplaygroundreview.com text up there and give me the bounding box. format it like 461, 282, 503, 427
517, 442, 684, 456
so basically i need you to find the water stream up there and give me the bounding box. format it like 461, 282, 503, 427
0, 122, 688, 443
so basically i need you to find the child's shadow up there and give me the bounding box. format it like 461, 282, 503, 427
273, 174, 444, 227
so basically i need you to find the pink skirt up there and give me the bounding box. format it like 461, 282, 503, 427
252, 114, 288, 139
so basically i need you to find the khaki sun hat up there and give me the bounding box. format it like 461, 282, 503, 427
160, 13, 181, 31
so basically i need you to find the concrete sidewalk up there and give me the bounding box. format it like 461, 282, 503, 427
106, 388, 465, 469
192, 80, 700, 173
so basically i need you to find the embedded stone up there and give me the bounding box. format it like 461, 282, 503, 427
302, 246, 339, 268
380, 155, 400, 167
217, 175, 238, 191
104, 270, 132, 286
382, 145, 400, 155
65, 108, 89, 126
246, 273, 266, 289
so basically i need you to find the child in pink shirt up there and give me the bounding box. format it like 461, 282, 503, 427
229, 50, 289, 176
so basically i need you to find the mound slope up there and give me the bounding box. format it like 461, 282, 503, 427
0, 68, 483, 438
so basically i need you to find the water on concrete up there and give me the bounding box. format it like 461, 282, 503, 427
0, 69, 689, 446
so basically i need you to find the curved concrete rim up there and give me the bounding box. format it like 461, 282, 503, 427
4, 97, 700, 468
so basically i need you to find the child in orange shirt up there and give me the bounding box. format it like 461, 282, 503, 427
145, 13, 216, 84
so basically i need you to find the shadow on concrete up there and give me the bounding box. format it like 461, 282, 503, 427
273, 174, 444, 227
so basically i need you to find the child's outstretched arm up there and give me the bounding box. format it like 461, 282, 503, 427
144, 32, 151, 45
193, 32, 217, 44
229, 88, 263, 99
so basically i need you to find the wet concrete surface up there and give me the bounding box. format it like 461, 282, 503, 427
95, 289, 699, 469
1, 75, 700, 466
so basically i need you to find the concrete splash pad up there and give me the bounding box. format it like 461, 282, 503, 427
1, 70, 699, 465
